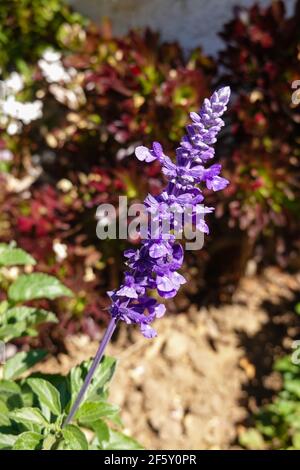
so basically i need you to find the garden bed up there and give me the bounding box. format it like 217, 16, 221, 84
34, 267, 300, 449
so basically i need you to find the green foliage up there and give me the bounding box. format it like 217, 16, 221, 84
0, 0, 86, 71
3, 350, 47, 380
240, 353, 300, 450
0, 357, 142, 450
8, 273, 73, 302
0, 244, 35, 267
0, 243, 71, 348
0, 243, 141, 450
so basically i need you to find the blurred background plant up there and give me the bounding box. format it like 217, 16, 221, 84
0, 0, 86, 71
0, 0, 216, 341
0, 0, 300, 451
0, 243, 140, 450
215, 0, 300, 278
239, 301, 300, 450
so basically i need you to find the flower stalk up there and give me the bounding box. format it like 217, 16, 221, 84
63, 317, 117, 426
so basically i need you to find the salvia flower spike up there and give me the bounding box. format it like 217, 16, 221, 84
64, 86, 230, 426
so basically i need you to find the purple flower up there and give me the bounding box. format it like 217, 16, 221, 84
109, 87, 231, 337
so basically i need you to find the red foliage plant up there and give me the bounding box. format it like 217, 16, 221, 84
0, 20, 215, 340
216, 0, 300, 268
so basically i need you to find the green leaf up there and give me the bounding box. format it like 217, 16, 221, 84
274, 356, 299, 375
0, 379, 21, 396
62, 424, 88, 450
76, 401, 119, 424
8, 273, 73, 302
102, 430, 143, 450
19, 383, 35, 408
42, 433, 58, 450
92, 420, 109, 447
0, 433, 18, 450
27, 378, 61, 416
0, 321, 27, 342
4, 350, 47, 380
0, 400, 10, 426
4, 306, 57, 329
0, 300, 9, 314
10, 407, 49, 429
239, 428, 265, 450
70, 356, 116, 404
0, 244, 36, 267
13, 431, 43, 450
88, 356, 117, 398
284, 379, 300, 399
269, 399, 297, 417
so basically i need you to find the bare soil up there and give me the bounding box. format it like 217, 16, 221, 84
37, 267, 300, 449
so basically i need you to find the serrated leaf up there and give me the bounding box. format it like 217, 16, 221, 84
0, 244, 36, 267
8, 273, 73, 302
62, 424, 88, 450
27, 378, 61, 416
13, 431, 43, 450
76, 401, 119, 423
102, 429, 143, 450
10, 407, 49, 429
0, 433, 18, 450
4, 350, 47, 380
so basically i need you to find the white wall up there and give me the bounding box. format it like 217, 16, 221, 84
67, 0, 296, 55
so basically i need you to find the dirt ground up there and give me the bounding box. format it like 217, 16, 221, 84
38, 267, 300, 449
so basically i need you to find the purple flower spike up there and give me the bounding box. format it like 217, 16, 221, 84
109, 87, 231, 337
64, 87, 231, 426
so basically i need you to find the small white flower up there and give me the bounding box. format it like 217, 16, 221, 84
53, 240, 68, 262
83, 267, 96, 282
4, 72, 23, 94
39, 59, 72, 83
2, 96, 42, 124
7, 121, 21, 135
42, 48, 62, 63
2, 96, 19, 119
49, 84, 85, 110
19, 100, 43, 124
